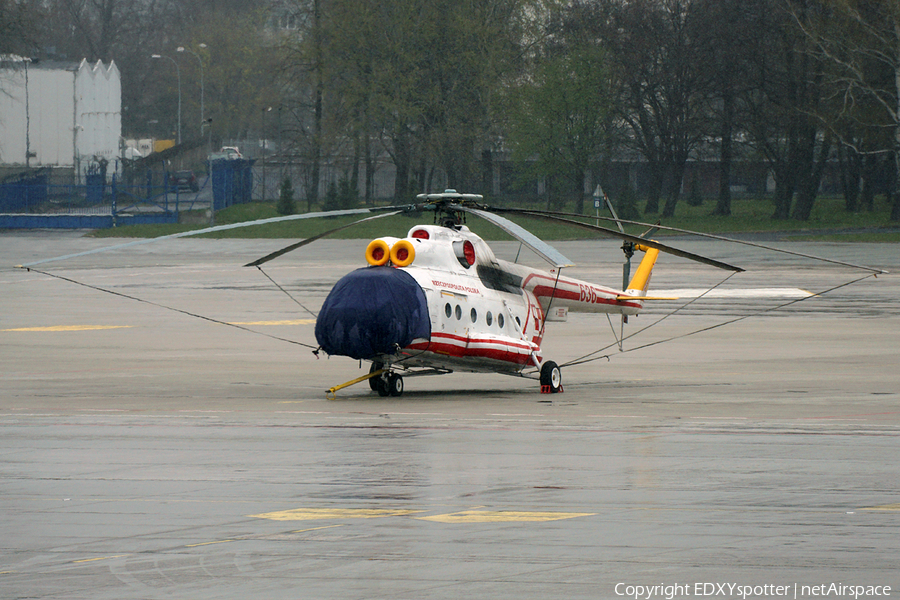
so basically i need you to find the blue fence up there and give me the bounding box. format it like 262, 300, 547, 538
1, 159, 254, 229
211, 158, 254, 211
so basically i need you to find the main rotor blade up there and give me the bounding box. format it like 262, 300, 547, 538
244, 210, 403, 267
462, 207, 575, 268
18, 206, 411, 268
599, 187, 626, 235
499, 210, 744, 272
501, 209, 887, 275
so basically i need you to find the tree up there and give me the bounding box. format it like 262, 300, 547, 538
0, 0, 41, 55
739, 0, 831, 220
504, 9, 616, 213
591, 0, 711, 218
791, 0, 900, 221
691, 0, 767, 216
277, 0, 540, 204
277, 176, 296, 215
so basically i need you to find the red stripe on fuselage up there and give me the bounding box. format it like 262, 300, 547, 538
406, 332, 536, 366
522, 272, 641, 309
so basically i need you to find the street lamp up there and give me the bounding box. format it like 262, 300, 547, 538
151, 53, 181, 145
177, 43, 206, 136
262, 106, 272, 201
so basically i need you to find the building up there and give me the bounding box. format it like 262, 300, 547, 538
0, 56, 121, 182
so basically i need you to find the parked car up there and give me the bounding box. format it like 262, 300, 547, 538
169, 170, 199, 193
220, 146, 242, 158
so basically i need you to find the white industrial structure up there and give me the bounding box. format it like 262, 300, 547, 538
0, 56, 121, 181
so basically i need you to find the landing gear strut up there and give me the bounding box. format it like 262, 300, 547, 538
540, 360, 563, 394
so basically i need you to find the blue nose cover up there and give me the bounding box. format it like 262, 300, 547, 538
315, 267, 431, 360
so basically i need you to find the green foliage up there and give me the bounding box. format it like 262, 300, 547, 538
323, 181, 339, 212
502, 27, 615, 212
687, 173, 703, 207
278, 0, 539, 197
338, 177, 357, 210
276, 177, 296, 216
614, 185, 641, 221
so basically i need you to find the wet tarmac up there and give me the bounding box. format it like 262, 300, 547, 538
2, 231, 899, 599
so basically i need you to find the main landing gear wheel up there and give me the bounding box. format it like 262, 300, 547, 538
540, 360, 563, 394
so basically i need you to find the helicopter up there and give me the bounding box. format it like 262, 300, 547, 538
18, 189, 883, 398
242, 189, 744, 398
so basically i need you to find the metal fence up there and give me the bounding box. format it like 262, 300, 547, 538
1, 159, 254, 229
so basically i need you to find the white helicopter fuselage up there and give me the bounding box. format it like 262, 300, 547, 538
372, 224, 650, 375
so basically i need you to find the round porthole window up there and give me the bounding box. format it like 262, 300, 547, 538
470, 308, 477, 322
498, 313, 505, 329
445, 303, 452, 318
455, 305, 462, 320
486, 311, 493, 326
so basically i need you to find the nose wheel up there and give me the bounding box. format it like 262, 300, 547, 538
370, 363, 404, 397
376, 373, 404, 397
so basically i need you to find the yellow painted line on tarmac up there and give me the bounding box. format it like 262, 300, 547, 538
417, 510, 596, 523
3, 325, 133, 332
185, 539, 236, 548
227, 319, 315, 326
860, 504, 900, 511
249, 508, 421, 521
72, 554, 130, 564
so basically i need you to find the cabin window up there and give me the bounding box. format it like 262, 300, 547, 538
498, 313, 505, 329
455, 305, 462, 320
444, 303, 452, 318
486, 311, 493, 326
470, 308, 477, 323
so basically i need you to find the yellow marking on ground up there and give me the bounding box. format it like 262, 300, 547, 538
185, 540, 235, 548
860, 504, 900, 511
417, 510, 596, 523
72, 554, 129, 563
249, 508, 421, 521
3, 325, 133, 332
227, 319, 315, 326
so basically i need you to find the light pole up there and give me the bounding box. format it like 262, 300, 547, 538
151, 54, 181, 145
177, 44, 206, 136
261, 106, 272, 201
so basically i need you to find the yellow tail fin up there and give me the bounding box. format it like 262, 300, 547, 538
625, 245, 659, 294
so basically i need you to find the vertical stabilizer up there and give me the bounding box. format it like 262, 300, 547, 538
625, 245, 659, 294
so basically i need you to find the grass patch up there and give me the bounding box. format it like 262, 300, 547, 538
88, 194, 899, 242
789, 231, 900, 242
